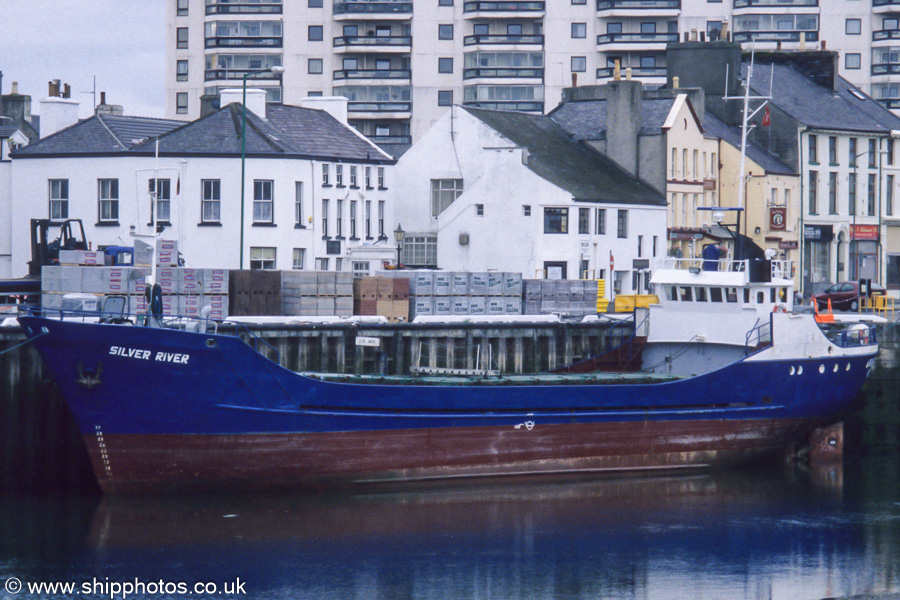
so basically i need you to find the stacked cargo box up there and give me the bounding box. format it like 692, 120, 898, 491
378, 271, 523, 319
522, 280, 600, 316
280, 271, 354, 317
353, 276, 409, 322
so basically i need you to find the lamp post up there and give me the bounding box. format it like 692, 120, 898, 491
393, 223, 405, 268
240, 65, 284, 269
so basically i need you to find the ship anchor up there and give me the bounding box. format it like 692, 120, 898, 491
77, 361, 103, 390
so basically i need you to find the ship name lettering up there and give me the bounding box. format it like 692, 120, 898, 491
108, 346, 151, 360
154, 351, 190, 364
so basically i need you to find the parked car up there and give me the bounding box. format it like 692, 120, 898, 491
812, 281, 886, 312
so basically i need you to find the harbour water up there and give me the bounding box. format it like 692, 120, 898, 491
2, 457, 900, 600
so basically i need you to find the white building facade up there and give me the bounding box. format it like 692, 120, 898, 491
168, 0, 900, 149
394, 105, 668, 295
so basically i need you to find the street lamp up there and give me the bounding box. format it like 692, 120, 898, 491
393, 223, 405, 268
240, 65, 284, 269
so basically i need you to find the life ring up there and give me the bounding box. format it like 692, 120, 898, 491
772, 304, 788, 313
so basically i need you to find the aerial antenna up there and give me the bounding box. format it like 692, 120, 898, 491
79, 75, 97, 111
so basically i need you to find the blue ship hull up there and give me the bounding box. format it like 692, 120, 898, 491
17, 316, 875, 493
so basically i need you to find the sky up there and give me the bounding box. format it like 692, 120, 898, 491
0, 0, 166, 119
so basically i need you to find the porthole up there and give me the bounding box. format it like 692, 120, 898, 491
205, 338, 217, 348
819, 364, 825, 374
846, 363, 851, 371
790, 366, 796, 376
833, 364, 839, 373
797, 366, 803, 375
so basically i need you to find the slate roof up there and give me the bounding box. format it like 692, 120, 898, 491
13, 113, 184, 156
746, 62, 900, 133
549, 97, 675, 140
462, 106, 666, 206
14, 104, 393, 163
702, 112, 795, 176
0, 125, 19, 138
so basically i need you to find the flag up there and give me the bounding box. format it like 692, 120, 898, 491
761, 105, 771, 127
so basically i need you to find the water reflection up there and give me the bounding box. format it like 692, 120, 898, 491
2, 460, 900, 600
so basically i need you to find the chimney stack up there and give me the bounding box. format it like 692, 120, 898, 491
40, 82, 80, 138
605, 78, 642, 178
220, 87, 268, 120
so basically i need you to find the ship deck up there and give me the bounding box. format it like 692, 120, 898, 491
304, 371, 683, 386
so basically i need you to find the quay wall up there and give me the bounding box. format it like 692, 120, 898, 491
0, 319, 632, 493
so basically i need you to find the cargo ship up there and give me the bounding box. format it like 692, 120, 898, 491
17, 257, 878, 493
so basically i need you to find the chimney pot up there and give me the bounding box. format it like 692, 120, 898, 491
625, 67, 632, 80
673, 76, 680, 89
821, 40, 826, 49
100, 91, 106, 105
690, 28, 698, 41
613, 59, 621, 81
11, 81, 18, 95
571, 72, 578, 87
62, 83, 71, 99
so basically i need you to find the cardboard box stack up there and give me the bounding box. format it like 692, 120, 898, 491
280, 271, 354, 317
378, 271, 523, 319
522, 279, 600, 316
353, 276, 410, 322
228, 270, 279, 316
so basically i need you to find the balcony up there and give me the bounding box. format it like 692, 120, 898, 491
369, 134, 412, 145
874, 0, 900, 11
596, 0, 680, 10
463, 101, 543, 111
877, 98, 900, 109
333, 1, 413, 15
873, 63, 900, 75
732, 30, 818, 43
874, 29, 900, 41
333, 35, 412, 51
463, 34, 544, 46
205, 36, 283, 48
205, 2, 282, 14
463, 1, 545, 12
205, 68, 283, 81
596, 66, 666, 78
347, 101, 412, 112
597, 32, 678, 45
463, 67, 543, 79
334, 69, 411, 80
733, 0, 816, 7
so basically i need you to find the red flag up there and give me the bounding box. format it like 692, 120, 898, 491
762, 105, 771, 127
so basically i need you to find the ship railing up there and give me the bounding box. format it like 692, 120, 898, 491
654, 257, 793, 279
744, 318, 772, 353
823, 323, 879, 349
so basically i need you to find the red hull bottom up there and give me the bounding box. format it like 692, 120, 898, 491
86, 419, 817, 494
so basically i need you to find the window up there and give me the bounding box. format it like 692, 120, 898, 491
869, 173, 877, 215
888, 174, 895, 216
846, 19, 861, 35
322, 163, 330, 186
849, 138, 858, 166
176, 27, 189, 49
438, 57, 453, 73
573, 0, 587, 4
308, 58, 323, 74
571, 23, 587, 38
316, 257, 329, 270
607, 22, 623, 34
176, 0, 189, 16
640, 22, 656, 34
596, 208, 606, 234
571, 56, 586, 73
439, 0, 454, 5
292, 248, 306, 270
507, 24, 523, 36
829, 136, 837, 164
846, 53, 861, 70
378, 167, 385, 189
378, 200, 385, 237
431, 179, 464, 216
401, 234, 438, 268
438, 90, 453, 106
869, 139, 878, 167
365, 200, 372, 238
309, 0, 322, 6
617, 210, 628, 238
250, 247, 276, 270
474, 23, 489, 36
149, 179, 171, 223
336, 164, 344, 187
849, 172, 857, 215
475, 204, 484, 216
544, 207, 568, 233
640, 56, 656, 69
176, 92, 188, 115
309, 25, 323, 41
365, 167, 372, 189
352, 261, 371, 277
808, 135, 818, 164
252, 180, 274, 224
637, 235, 643, 258
336, 198, 343, 237
322, 199, 329, 236
707, 21, 723, 40
350, 200, 358, 237
438, 24, 454, 40
294, 182, 304, 226
829, 172, 838, 215
202, 179, 221, 223
808, 171, 818, 215
523, 205, 531, 216
350, 166, 358, 188
176, 60, 189, 82
889, 140, 896, 166
578, 207, 590, 234
98, 179, 118, 223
